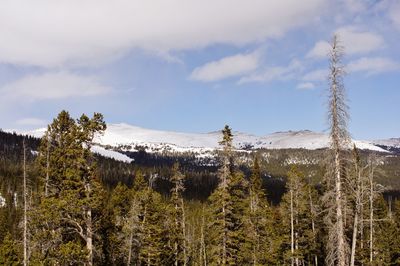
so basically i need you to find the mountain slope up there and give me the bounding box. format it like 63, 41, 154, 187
8, 123, 394, 162
95, 123, 387, 153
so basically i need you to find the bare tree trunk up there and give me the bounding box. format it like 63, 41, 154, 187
369, 165, 374, 264
335, 150, 346, 266
326, 34, 349, 266
290, 189, 295, 266
360, 179, 364, 253
309, 189, 318, 266
181, 198, 187, 266
350, 150, 361, 266
344, 195, 347, 228
350, 211, 358, 266
200, 209, 207, 266
222, 202, 227, 265
221, 155, 229, 265
295, 189, 299, 266
174, 197, 179, 266
87, 207, 93, 266
249, 187, 259, 266
45, 136, 50, 197
23, 138, 28, 266
126, 198, 141, 266
86, 182, 93, 266
127, 230, 133, 266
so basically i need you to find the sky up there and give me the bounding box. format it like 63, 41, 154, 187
0, 0, 399, 140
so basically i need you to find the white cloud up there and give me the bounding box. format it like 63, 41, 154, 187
302, 69, 328, 81
306, 41, 331, 58
341, 0, 367, 13
307, 26, 384, 59
238, 59, 302, 83
337, 26, 384, 55
347, 57, 400, 74
16, 118, 47, 126
0, 72, 111, 102
190, 52, 259, 82
296, 82, 315, 90
0, 0, 325, 67
389, 2, 400, 30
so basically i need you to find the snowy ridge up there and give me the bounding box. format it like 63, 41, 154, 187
95, 124, 387, 153
371, 138, 400, 148
7, 123, 395, 163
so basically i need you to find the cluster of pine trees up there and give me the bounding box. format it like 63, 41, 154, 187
1, 35, 400, 265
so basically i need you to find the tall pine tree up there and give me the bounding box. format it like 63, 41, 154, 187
30, 110, 106, 265
208, 125, 248, 265
169, 162, 187, 266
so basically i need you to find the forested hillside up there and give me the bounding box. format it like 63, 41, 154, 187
1, 112, 400, 265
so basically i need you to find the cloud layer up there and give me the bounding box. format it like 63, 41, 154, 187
307, 26, 384, 59
190, 53, 259, 82
0, 0, 324, 67
0, 72, 111, 102
15, 118, 47, 126
238, 59, 302, 84
348, 57, 400, 74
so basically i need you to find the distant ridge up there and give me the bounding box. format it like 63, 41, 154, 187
10, 123, 396, 155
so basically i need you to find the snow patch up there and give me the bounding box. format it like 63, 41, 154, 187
91, 145, 133, 163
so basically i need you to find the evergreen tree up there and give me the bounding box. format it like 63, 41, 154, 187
280, 165, 319, 265
169, 162, 187, 266
246, 157, 275, 265
226, 170, 248, 264
124, 170, 170, 265
30, 110, 106, 265
107, 182, 134, 265
208, 125, 233, 265
389, 200, 400, 264
208, 125, 248, 265
371, 195, 393, 264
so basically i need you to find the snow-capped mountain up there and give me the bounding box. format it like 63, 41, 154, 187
97, 123, 387, 153
9, 123, 396, 162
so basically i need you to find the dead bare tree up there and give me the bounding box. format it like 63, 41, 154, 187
23, 138, 28, 266
324, 34, 350, 266
309, 185, 319, 266
349, 145, 369, 266
45, 133, 50, 197
366, 155, 384, 264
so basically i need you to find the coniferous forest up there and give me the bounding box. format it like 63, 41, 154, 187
1, 37, 400, 266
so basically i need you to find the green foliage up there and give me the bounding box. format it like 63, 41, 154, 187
58, 241, 88, 265
280, 165, 322, 265
168, 162, 187, 265
245, 157, 277, 265
119, 170, 172, 265
208, 125, 250, 265
0, 233, 21, 265
30, 110, 106, 264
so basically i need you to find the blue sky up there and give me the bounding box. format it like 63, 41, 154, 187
0, 0, 399, 139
